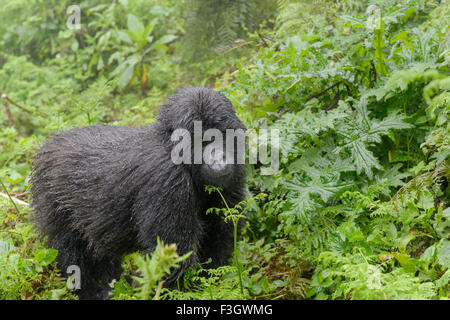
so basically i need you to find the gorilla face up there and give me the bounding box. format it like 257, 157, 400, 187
201, 142, 233, 180
194, 139, 245, 190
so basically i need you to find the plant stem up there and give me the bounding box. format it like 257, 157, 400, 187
0, 178, 21, 215
233, 220, 244, 294
217, 189, 244, 295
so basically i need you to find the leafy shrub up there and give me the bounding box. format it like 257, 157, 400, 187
0, 0, 448, 300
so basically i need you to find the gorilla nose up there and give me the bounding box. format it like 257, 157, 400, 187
209, 149, 227, 171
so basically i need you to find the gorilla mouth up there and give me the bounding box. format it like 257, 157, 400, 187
208, 149, 227, 172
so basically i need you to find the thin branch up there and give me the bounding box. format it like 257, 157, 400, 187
0, 178, 26, 215
2, 93, 21, 134
0, 192, 29, 207
325, 92, 340, 111
221, 40, 255, 56
306, 81, 342, 102
342, 81, 355, 109
2, 94, 49, 119
257, 31, 270, 48
343, 81, 353, 98
370, 60, 377, 88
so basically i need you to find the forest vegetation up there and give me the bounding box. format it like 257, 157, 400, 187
0, 0, 448, 300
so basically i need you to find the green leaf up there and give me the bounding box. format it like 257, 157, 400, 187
118, 63, 136, 88
348, 140, 380, 179
127, 14, 144, 35
34, 249, 58, 266
117, 30, 133, 44
0, 240, 14, 254
149, 35, 177, 51
436, 240, 450, 268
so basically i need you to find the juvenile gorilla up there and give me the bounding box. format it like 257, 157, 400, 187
31, 87, 246, 299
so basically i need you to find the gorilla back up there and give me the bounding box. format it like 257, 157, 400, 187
31, 87, 246, 299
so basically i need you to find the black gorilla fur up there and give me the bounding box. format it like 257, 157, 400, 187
31, 87, 246, 299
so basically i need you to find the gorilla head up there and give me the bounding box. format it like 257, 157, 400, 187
161, 87, 246, 190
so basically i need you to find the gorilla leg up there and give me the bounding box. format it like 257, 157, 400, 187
198, 188, 246, 268
50, 230, 122, 300
199, 213, 235, 268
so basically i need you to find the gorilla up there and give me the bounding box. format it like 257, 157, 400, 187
31, 87, 246, 299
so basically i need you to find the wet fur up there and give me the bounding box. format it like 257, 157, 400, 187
31, 87, 246, 299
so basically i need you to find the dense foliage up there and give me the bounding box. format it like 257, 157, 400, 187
0, 0, 448, 300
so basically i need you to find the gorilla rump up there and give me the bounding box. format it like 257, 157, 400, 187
31, 87, 246, 299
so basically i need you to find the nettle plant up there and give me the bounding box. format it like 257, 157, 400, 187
110, 237, 191, 300
226, 0, 449, 299
205, 186, 267, 295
